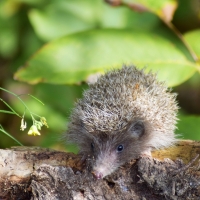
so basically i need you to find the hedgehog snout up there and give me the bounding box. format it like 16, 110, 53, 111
92, 170, 103, 179
91, 149, 119, 179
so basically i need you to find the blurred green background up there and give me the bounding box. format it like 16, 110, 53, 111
0, 0, 200, 151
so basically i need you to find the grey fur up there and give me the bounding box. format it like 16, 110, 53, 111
64, 65, 179, 178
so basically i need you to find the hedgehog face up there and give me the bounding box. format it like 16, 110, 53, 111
88, 121, 148, 179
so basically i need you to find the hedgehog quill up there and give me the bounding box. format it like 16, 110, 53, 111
65, 65, 178, 179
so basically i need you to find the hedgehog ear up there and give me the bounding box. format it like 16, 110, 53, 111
128, 121, 145, 138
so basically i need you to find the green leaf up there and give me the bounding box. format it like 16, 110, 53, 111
14, 28, 197, 87
28, 0, 160, 41
14, 0, 44, 5
184, 29, 200, 60
122, 0, 177, 21
28, 0, 98, 41
176, 115, 200, 140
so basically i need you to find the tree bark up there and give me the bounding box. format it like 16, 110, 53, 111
0, 140, 199, 200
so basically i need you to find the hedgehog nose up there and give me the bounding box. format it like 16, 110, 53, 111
92, 171, 103, 179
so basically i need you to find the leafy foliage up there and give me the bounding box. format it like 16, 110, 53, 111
0, 0, 200, 149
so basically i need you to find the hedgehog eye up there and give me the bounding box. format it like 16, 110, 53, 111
129, 121, 145, 138
91, 143, 94, 151
117, 145, 124, 152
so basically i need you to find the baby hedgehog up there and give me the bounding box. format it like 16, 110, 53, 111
65, 65, 178, 179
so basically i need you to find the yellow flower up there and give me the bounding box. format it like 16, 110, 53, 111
28, 125, 41, 136
40, 117, 49, 128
